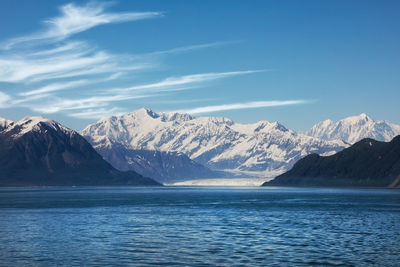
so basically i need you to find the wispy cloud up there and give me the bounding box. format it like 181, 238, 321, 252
145, 98, 215, 104
0, 2, 284, 122
20, 73, 123, 97
28, 61, 150, 83
172, 100, 311, 114
19, 79, 89, 96
12, 69, 261, 115
12, 93, 51, 105
0, 92, 11, 108
2, 2, 162, 49
0, 2, 161, 84
0, 45, 150, 83
144, 41, 234, 56
29, 41, 88, 56
0, 49, 102, 83
69, 107, 128, 119
27, 94, 153, 114
116, 70, 264, 92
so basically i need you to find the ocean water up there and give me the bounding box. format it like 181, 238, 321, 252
0, 187, 399, 266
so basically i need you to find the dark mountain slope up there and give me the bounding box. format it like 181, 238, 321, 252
263, 136, 400, 187
0, 117, 160, 186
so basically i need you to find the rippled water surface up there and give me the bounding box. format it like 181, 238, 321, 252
0, 186, 400, 266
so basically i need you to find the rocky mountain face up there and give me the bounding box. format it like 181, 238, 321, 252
81, 108, 347, 178
95, 144, 227, 183
0, 116, 160, 186
263, 136, 400, 188
306, 113, 400, 144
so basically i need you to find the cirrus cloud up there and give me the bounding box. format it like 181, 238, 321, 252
0, 2, 311, 122
172, 100, 312, 114
2, 2, 162, 49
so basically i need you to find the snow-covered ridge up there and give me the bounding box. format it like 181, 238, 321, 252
306, 113, 400, 144
3, 116, 76, 138
0, 117, 14, 131
82, 108, 347, 177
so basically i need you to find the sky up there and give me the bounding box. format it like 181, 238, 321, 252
0, 0, 399, 131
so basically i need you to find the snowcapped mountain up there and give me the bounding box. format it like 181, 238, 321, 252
306, 113, 400, 144
0, 116, 159, 186
81, 108, 347, 178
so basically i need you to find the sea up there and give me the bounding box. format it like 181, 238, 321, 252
0, 186, 399, 266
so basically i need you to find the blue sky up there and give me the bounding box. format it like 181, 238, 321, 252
0, 0, 399, 131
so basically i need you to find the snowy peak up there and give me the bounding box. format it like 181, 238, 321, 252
307, 113, 400, 144
120, 108, 160, 122
133, 108, 160, 119
19, 116, 54, 127
0, 117, 14, 131
4, 116, 75, 139
339, 113, 371, 125
254, 121, 288, 132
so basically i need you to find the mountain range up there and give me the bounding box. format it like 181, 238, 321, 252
306, 113, 400, 144
1, 110, 398, 186
263, 135, 400, 188
81, 108, 347, 179
0, 116, 160, 186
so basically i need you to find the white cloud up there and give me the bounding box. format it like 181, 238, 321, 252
29, 61, 150, 83
19, 79, 89, 96
68, 107, 128, 119
7, 68, 266, 116
0, 40, 153, 84
117, 70, 264, 92
172, 100, 311, 114
0, 91, 12, 108
14, 69, 262, 115
0, 3, 159, 85
29, 41, 88, 56
144, 42, 231, 56
2, 3, 162, 49
0, 2, 280, 121
12, 94, 51, 105
19, 73, 124, 97
28, 94, 153, 114
0, 51, 109, 83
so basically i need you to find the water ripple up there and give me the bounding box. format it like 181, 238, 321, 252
0, 187, 399, 266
